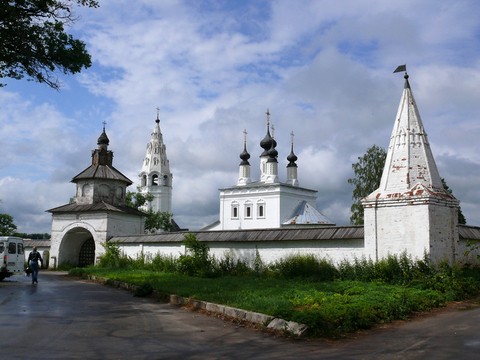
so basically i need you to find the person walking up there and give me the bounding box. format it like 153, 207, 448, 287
27, 246, 43, 284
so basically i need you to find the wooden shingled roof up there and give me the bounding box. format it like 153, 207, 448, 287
46, 201, 146, 216
71, 164, 132, 185
111, 225, 365, 243
111, 224, 480, 244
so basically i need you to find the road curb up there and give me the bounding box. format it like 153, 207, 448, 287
86, 274, 308, 336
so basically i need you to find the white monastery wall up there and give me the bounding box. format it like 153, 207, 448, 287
118, 238, 364, 266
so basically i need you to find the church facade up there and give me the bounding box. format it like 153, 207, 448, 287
204, 110, 335, 231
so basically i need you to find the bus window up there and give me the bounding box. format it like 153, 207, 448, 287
18, 243, 24, 255
8, 242, 16, 254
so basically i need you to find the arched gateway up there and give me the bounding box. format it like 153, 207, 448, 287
47, 125, 146, 268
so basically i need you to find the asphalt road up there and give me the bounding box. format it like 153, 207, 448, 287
1, 271, 480, 359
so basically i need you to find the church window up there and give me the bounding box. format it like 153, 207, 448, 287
257, 200, 265, 219
82, 184, 91, 197
245, 201, 253, 219
116, 186, 124, 199
152, 175, 159, 186
141, 175, 147, 187
231, 202, 239, 219
99, 184, 110, 199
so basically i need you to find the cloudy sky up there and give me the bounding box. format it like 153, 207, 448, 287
1, 0, 480, 233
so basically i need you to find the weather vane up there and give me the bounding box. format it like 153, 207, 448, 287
393, 64, 407, 74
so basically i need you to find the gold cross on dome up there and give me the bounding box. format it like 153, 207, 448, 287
243, 129, 247, 143
291, 131, 295, 144
271, 124, 275, 139
266, 108, 270, 125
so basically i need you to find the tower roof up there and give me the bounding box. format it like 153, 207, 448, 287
97, 126, 109, 146
140, 111, 170, 175
239, 130, 251, 165
287, 132, 298, 168
260, 109, 277, 156
365, 72, 456, 202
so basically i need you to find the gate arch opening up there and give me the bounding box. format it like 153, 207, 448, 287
58, 227, 96, 267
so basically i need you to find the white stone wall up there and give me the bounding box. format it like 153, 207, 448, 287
364, 199, 458, 264
118, 238, 365, 266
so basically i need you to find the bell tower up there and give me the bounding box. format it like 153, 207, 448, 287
138, 110, 173, 213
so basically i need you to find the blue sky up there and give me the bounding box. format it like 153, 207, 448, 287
1, 0, 480, 233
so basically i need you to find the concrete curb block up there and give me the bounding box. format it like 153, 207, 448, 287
86, 274, 308, 336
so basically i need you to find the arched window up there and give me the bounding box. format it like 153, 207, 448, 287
82, 183, 91, 197
141, 175, 147, 187
152, 174, 159, 186
257, 200, 266, 219
245, 201, 253, 219
231, 202, 239, 219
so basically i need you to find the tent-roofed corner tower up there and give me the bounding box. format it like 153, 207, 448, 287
138, 110, 172, 214
203, 109, 335, 231
363, 70, 460, 264
47, 125, 146, 269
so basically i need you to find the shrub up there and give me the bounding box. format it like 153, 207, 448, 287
178, 233, 215, 277
270, 254, 338, 281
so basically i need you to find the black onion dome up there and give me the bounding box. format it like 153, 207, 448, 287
266, 141, 278, 163
97, 127, 109, 146
240, 143, 250, 165
260, 126, 277, 156
287, 144, 298, 168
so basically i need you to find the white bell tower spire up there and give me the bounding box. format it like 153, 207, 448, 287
138, 109, 172, 213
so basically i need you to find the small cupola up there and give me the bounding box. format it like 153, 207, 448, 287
238, 129, 252, 185
286, 131, 299, 186
92, 122, 113, 166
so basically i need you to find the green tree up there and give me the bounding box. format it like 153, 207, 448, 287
0, 0, 99, 90
348, 145, 387, 225
126, 188, 173, 233
441, 178, 467, 225
125, 189, 154, 209
144, 209, 173, 233
0, 213, 18, 235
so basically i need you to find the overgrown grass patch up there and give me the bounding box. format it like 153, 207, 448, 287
73, 266, 476, 337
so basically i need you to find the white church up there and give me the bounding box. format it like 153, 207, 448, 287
203, 109, 335, 231
40, 71, 480, 268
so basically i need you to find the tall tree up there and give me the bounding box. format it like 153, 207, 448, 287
348, 145, 387, 225
0, 213, 18, 235
0, 0, 98, 90
441, 178, 467, 224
